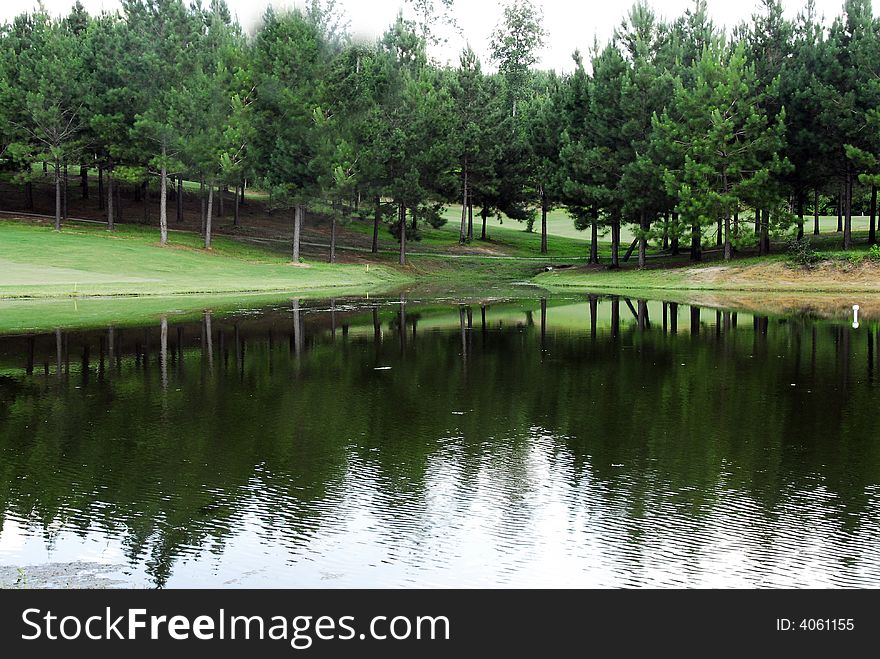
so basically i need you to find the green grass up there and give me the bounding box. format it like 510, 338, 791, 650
343, 207, 605, 259
434, 207, 875, 249
422, 206, 875, 245
432, 206, 595, 257
346, 205, 876, 260
0, 219, 404, 298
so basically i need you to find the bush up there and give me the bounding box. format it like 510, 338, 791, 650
786, 237, 821, 268
868, 244, 880, 261
845, 252, 865, 267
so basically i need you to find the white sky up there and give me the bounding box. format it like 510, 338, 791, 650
0, 0, 851, 72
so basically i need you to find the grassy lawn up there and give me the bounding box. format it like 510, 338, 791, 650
345, 205, 872, 260
433, 207, 874, 248
343, 208, 605, 259
0, 219, 404, 298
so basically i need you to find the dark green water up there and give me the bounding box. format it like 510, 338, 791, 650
1, 295, 879, 588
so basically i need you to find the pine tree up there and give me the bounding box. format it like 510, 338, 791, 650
655, 40, 789, 261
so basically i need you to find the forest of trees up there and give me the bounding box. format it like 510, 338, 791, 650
2, 0, 880, 267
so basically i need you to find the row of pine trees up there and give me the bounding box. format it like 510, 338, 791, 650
1, 0, 879, 266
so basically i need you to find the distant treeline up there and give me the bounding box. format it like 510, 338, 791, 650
1, 0, 879, 264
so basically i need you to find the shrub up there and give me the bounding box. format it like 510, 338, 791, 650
868, 244, 880, 261
846, 252, 864, 267
786, 237, 821, 268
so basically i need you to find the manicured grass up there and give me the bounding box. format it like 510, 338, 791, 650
0, 219, 404, 298
346, 205, 874, 259
431, 206, 873, 249
343, 209, 607, 259
432, 206, 595, 257
520, 210, 874, 243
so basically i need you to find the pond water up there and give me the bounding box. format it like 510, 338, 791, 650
0, 295, 879, 588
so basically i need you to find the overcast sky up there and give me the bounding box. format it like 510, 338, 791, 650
0, 0, 849, 71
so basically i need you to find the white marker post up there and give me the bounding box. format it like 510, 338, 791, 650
853, 304, 860, 329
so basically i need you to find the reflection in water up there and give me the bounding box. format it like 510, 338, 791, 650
0, 297, 879, 588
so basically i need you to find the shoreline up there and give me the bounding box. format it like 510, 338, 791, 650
536, 258, 880, 295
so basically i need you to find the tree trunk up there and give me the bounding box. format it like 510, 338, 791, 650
638, 210, 648, 267
756, 209, 764, 255
329, 211, 337, 263
480, 206, 489, 240
723, 211, 732, 261
293, 204, 302, 262
869, 184, 877, 245
837, 182, 843, 232
662, 212, 669, 250
115, 178, 122, 222
716, 216, 722, 247
398, 202, 406, 266
623, 237, 638, 262
159, 157, 168, 245
691, 221, 701, 262
80, 165, 88, 199
234, 183, 241, 227
843, 173, 853, 250
671, 212, 680, 255
410, 205, 417, 232
204, 181, 213, 249
107, 168, 114, 230
467, 198, 474, 241
796, 189, 804, 240
142, 181, 149, 223
459, 164, 467, 244
218, 185, 224, 217
24, 181, 33, 209
372, 196, 380, 253
610, 212, 620, 268
723, 172, 732, 260
758, 208, 769, 256
177, 176, 183, 223
240, 179, 245, 205
540, 186, 548, 254
590, 212, 599, 264
734, 209, 739, 235
200, 177, 206, 236
814, 188, 820, 235
54, 164, 61, 231
62, 164, 68, 221
98, 167, 104, 210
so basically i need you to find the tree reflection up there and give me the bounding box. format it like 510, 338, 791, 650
0, 298, 878, 587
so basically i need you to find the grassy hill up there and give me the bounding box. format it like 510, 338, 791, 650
0, 220, 404, 299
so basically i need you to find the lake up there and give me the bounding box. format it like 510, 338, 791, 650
1, 294, 878, 588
